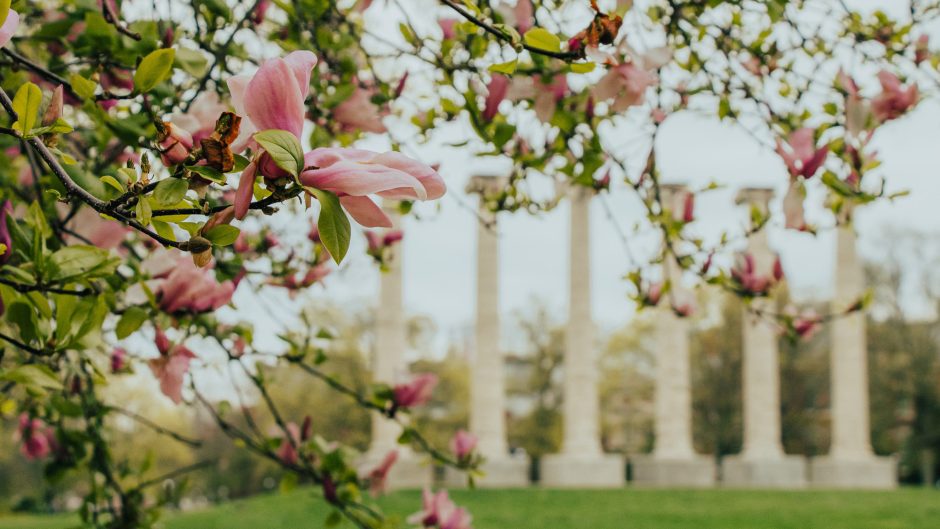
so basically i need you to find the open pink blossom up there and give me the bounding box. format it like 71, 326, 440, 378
775, 128, 828, 179
440, 507, 473, 529
592, 62, 658, 113
438, 18, 457, 39
16, 414, 54, 460
393, 373, 438, 409
872, 71, 918, 123
450, 430, 477, 460
300, 148, 446, 228
483, 75, 510, 122
277, 422, 302, 465
148, 333, 197, 405
151, 254, 236, 314
111, 347, 128, 373
366, 449, 398, 496
169, 92, 229, 144
409, 489, 472, 529
731, 253, 777, 296
333, 84, 387, 133
513, 0, 534, 33
227, 50, 319, 152
0, 10, 19, 48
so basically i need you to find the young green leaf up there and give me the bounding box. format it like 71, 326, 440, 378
489, 59, 518, 74
523, 28, 561, 53
253, 130, 304, 178
308, 188, 350, 264
11, 82, 43, 135
153, 178, 189, 206
134, 48, 176, 93
204, 225, 240, 247
116, 306, 149, 339
69, 74, 98, 100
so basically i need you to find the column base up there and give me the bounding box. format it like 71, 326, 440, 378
443, 455, 530, 488
631, 455, 716, 487
722, 455, 807, 488
809, 456, 897, 489
540, 453, 624, 488
360, 451, 433, 490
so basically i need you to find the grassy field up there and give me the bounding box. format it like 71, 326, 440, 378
1, 487, 938, 529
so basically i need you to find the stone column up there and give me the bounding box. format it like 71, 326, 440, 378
632, 184, 715, 487
446, 176, 528, 487
810, 210, 896, 488
363, 201, 432, 489
541, 186, 624, 487
723, 188, 806, 488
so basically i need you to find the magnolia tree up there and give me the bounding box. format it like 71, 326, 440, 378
0, 0, 933, 527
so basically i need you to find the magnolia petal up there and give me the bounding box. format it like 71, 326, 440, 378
302, 163, 427, 199
0, 11, 19, 49
234, 161, 257, 220
244, 58, 305, 137
339, 196, 392, 228
282, 50, 319, 100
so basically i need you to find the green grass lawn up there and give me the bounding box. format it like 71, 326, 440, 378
1, 487, 938, 529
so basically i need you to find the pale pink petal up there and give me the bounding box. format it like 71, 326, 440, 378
244, 58, 305, 137
234, 161, 257, 220
0, 11, 19, 48
302, 162, 426, 199
339, 196, 392, 228
282, 50, 319, 100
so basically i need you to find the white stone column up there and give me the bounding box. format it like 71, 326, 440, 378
541, 186, 623, 487
723, 188, 806, 488
810, 210, 896, 488
363, 201, 431, 489
447, 176, 528, 487
632, 183, 715, 487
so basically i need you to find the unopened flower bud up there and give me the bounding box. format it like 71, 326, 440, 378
42, 86, 64, 127
156, 121, 194, 166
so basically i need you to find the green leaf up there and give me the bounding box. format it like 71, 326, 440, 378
48, 245, 117, 281
308, 188, 350, 264
523, 28, 561, 53
0, 365, 62, 391
253, 130, 304, 178
136, 198, 152, 226
153, 178, 189, 206
204, 225, 240, 247
99, 175, 125, 192
488, 59, 518, 74
186, 165, 226, 183
0, 0, 11, 29
116, 306, 148, 339
12, 82, 43, 136
134, 48, 176, 93
570, 62, 596, 74
69, 74, 97, 100
151, 220, 176, 241
174, 47, 209, 78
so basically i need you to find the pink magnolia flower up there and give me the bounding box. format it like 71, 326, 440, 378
450, 430, 477, 460
149, 331, 197, 405
392, 373, 438, 409
409, 489, 473, 529
64, 207, 131, 249
169, 92, 229, 144
111, 347, 128, 373
645, 281, 663, 306
438, 18, 457, 40
731, 253, 773, 296
775, 128, 828, 180
915, 34, 930, 65
514, 0, 534, 33
151, 254, 236, 314
251, 0, 271, 24
592, 62, 658, 113
366, 449, 398, 496
277, 422, 302, 465
16, 414, 54, 460
0, 200, 12, 263
793, 313, 820, 340
483, 75, 510, 122
872, 71, 918, 123
227, 50, 319, 152
0, 10, 19, 48
299, 148, 446, 228
333, 84, 388, 133
681, 192, 695, 223
156, 122, 194, 166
